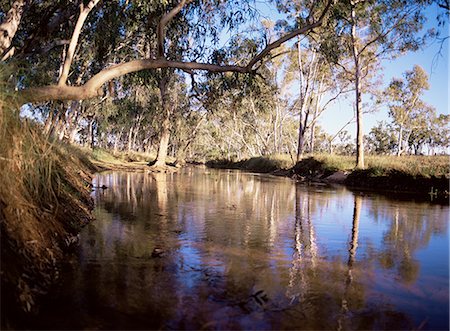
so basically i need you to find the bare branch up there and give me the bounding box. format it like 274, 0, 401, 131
19, 58, 248, 103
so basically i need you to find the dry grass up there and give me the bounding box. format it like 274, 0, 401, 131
0, 73, 95, 318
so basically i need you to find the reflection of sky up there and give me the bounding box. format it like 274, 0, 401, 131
177, 241, 202, 289
80, 169, 450, 329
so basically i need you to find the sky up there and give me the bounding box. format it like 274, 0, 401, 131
253, 2, 449, 137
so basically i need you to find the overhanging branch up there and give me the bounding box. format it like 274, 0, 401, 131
17, 0, 334, 105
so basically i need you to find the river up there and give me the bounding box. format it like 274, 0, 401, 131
30, 168, 449, 330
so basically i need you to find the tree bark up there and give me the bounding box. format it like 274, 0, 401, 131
0, 0, 29, 57
397, 125, 403, 156
296, 37, 306, 162
127, 125, 134, 152
154, 75, 171, 167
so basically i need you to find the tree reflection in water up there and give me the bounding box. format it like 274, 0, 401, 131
26, 169, 449, 330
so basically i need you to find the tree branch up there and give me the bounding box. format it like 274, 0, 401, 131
17, 0, 334, 105
19, 59, 249, 103
246, 0, 333, 70
58, 0, 100, 86
157, 0, 190, 58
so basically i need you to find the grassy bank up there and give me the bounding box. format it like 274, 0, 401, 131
86, 148, 154, 171
85, 148, 178, 171
206, 154, 449, 200
0, 110, 97, 326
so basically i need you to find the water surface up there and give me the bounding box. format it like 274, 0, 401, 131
33, 168, 449, 330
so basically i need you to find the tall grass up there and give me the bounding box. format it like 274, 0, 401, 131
0, 67, 95, 317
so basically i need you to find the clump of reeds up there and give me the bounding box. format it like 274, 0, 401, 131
0, 64, 95, 321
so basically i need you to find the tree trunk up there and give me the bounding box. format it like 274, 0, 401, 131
296, 37, 305, 162
0, 0, 28, 57
154, 75, 171, 167
87, 117, 95, 149
113, 128, 124, 153
132, 118, 141, 151
67, 103, 81, 144
297, 113, 304, 162
310, 115, 316, 154
355, 82, 364, 168
174, 115, 205, 166
397, 125, 403, 156
127, 125, 134, 152
351, 3, 365, 169
43, 110, 56, 136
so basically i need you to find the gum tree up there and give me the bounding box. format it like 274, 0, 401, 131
1, 0, 333, 166
384, 65, 430, 156
321, 0, 429, 168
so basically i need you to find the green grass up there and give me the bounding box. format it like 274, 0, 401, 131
242, 154, 294, 173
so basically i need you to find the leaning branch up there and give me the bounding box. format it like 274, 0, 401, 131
19, 59, 248, 103
17, 0, 333, 105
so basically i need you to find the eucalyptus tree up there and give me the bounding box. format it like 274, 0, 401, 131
384, 65, 431, 156
284, 41, 352, 160
427, 114, 450, 155
196, 66, 280, 159
365, 121, 397, 155
274, 1, 352, 160
319, 0, 430, 168
1, 0, 336, 168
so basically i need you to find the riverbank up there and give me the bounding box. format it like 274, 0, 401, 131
0, 113, 97, 327
206, 154, 449, 202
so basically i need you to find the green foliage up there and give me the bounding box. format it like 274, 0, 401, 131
366, 121, 397, 155
384, 65, 436, 155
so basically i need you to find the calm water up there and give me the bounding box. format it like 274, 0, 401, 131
32, 168, 448, 330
